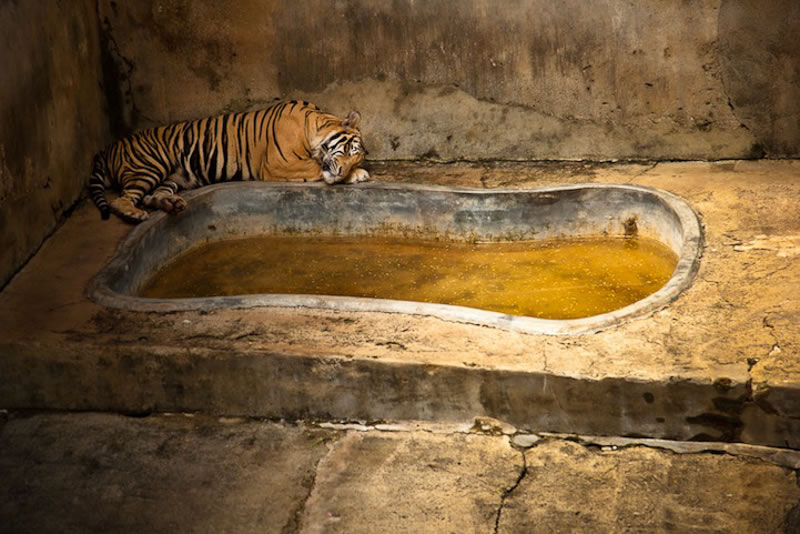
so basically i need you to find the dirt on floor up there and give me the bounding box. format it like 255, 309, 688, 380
1, 411, 799, 534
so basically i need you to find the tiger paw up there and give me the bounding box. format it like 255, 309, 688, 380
345, 168, 370, 184
158, 195, 187, 214
110, 197, 149, 223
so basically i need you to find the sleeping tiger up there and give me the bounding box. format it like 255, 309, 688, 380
88, 100, 369, 222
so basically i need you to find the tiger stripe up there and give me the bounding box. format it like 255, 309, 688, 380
88, 100, 369, 223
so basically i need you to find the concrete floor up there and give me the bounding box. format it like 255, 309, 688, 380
1, 411, 799, 533
1, 160, 800, 531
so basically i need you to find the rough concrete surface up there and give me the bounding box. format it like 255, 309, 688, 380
0, 161, 800, 448
0, 412, 332, 533
98, 0, 800, 160
0, 412, 798, 533
299, 429, 520, 533
0, 0, 111, 288
502, 439, 800, 533
1, 161, 799, 449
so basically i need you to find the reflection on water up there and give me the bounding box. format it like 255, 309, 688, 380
140, 234, 678, 320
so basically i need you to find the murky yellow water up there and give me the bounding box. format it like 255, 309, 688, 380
139, 235, 678, 319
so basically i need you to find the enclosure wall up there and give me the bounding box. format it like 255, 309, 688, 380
99, 0, 800, 161
0, 1, 110, 288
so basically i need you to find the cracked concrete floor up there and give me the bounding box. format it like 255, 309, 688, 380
0, 412, 798, 533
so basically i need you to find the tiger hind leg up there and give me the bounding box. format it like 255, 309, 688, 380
109, 196, 150, 223
109, 177, 153, 223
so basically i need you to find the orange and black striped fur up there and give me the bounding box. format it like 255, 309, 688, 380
89, 100, 369, 223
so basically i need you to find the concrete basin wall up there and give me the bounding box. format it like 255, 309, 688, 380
3, 161, 798, 449
89, 182, 702, 335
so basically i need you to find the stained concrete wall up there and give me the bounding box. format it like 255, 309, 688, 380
99, 0, 800, 161
0, 1, 110, 289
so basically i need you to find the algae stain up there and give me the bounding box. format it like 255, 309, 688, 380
139, 235, 678, 320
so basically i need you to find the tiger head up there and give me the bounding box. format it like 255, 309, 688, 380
313, 111, 368, 184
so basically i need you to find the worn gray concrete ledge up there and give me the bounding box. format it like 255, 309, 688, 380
1, 161, 799, 449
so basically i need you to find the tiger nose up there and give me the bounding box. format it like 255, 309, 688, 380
322, 162, 331, 173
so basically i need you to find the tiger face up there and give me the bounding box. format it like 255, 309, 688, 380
315, 111, 368, 184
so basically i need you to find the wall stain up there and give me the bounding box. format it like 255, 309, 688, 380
97, 8, 135, 139
146, 1, 235, 92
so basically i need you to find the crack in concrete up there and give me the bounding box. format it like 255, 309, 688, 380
721, 232, 744, 247
763, 313, 783, 356
97, 5, 156, 131
541, 343, 550, 373
715, 5, 766, 159
0, 192, 88, 294
538, 432, 800, 471
623, 161, 660, 183
748, 263, 793, 281
310, 419, 800, 471
494, 449, 527, 534
283, 434, 341, 534
725, 95, 752, 134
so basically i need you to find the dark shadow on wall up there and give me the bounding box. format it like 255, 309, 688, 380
97, 0, 138, 140
719, 0, 800, 158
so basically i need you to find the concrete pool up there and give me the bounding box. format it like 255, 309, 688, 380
2, 161, 798, 450
88, 182, 703, 335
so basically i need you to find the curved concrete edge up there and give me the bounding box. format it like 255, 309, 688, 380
87, 182, 704, 336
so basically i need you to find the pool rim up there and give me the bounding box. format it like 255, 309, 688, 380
87, 182, 704, 336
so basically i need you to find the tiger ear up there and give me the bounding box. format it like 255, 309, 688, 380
343, 110, 361, 130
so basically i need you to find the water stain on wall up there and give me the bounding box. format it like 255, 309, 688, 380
94, 0, 800, 160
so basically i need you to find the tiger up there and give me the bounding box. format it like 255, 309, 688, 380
88, 100, 369, 223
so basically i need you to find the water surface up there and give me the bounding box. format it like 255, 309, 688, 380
140, 235, 678, 319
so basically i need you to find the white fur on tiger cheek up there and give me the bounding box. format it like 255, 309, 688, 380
322, 159, 355, 184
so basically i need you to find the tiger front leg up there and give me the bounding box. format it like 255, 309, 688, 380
143, 169, 197, 214
143, 180, 187, 214
343, 167, 370, 184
